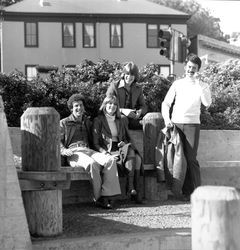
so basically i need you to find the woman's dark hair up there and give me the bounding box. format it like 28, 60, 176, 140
121, 61, 139, 82
185, 53, 202, 70
67, 93, 85, 110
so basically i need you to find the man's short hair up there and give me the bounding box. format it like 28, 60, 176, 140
67, 94, 85, 110
185, 53, 202, 70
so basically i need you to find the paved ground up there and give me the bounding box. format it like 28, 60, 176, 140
44, 198, 190, 239
32, 198, 191, 250
15, 157, 191, 249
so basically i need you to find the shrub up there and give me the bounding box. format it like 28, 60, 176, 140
0, 71, 33, 127
1, 60, 171, 126
2, 59, 240, 129
200, 59, 240, 129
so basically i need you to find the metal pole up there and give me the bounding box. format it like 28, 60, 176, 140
170, 60, 174, 75
170, 29, 175, 75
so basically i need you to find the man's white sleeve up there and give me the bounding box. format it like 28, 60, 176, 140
200, 82, 212, 108
161, 83, 176, 124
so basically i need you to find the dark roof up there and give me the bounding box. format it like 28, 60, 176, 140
4, 0, 188, 17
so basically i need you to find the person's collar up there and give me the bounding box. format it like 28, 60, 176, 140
185, 75, 197, 83
105, 112, 116, 121
68, 113, 84, 123
118, 79, 135, 89
118, 79, 125, 89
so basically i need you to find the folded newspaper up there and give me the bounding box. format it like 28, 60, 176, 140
120, 108, 136, 116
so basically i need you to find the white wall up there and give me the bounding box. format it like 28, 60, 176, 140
3, 21, 186, 76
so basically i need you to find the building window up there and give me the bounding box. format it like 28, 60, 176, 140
83, 23, 96, 48
62, 23, 75, 47
147, 24, 169, 48
159, 65, 170, 78
24, 22, 38, 47
110, 24, 122, 48
25, 65, 37, 81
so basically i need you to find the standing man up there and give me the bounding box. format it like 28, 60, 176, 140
161, 53, 212, 199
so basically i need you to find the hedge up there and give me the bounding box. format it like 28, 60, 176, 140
0, 59, 170, 127
1, 58, 240, 129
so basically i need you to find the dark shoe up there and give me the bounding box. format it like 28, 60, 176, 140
108, 199, 115, 209
128, 189, 137, 201
101, 197, 113, 209
95, 197, 113, 209
128, 189, 137, 197
130, 189, 137, 196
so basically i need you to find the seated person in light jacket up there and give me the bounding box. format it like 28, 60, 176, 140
106, 62, 147, 130
92, 95, 144, 204
60, 94, 121, 209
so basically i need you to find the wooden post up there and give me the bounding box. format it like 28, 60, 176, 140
192, 186, 240, 250
21, 107, 62, 237
142, 112, 167, 201
142, 112, 164, 165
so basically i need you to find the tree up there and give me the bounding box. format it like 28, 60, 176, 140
150, 0, 227, 42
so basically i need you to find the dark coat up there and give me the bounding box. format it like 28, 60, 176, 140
106, 80, 147, 116
92, 113, 131, 153
155, 125, 187, 195
60, 114, 93, 154
92, 113, 144, 176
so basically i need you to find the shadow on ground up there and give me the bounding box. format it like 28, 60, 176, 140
59, 198, 191, 239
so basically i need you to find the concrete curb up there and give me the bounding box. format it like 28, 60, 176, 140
32, 228, 191, 250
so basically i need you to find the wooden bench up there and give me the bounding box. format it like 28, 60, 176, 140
8, 107, 165, 237
12, 112, 167, 205
11, 106, 240, 238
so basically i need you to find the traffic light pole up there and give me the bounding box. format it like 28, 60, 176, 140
159, 27, 190, 76
170, 30, 175, 75
170, 60, 174, 75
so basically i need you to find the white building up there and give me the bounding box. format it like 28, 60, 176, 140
2, 0, 189, 79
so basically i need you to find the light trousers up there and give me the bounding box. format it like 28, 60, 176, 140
67, 147, 121, 200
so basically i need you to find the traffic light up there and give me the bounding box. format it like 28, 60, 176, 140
178, 36, 191, 63
158, 29, 172, 59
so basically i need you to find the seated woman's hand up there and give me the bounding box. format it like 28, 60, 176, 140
135, 109, 142, 119
63, 148, 74, 156
128, 111, 137, 119
118, 141, 126, 148
113, 153, 120, 161
108, 151, 120, 161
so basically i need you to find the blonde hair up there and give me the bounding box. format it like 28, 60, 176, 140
100, 95, 121, 118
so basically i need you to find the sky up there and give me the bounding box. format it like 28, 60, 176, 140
195, 0, 240, 35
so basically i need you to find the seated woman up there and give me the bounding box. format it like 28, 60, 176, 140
60, 93, 121, 209
92, 95, 144, 203
106, 62, 147, 130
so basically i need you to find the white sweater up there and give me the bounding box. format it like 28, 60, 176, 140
162, 77, 212, 124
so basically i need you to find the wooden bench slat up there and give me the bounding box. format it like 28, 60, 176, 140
18, 170, 68, 181
17, 167, 91, 184
19, 179, 71, 191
